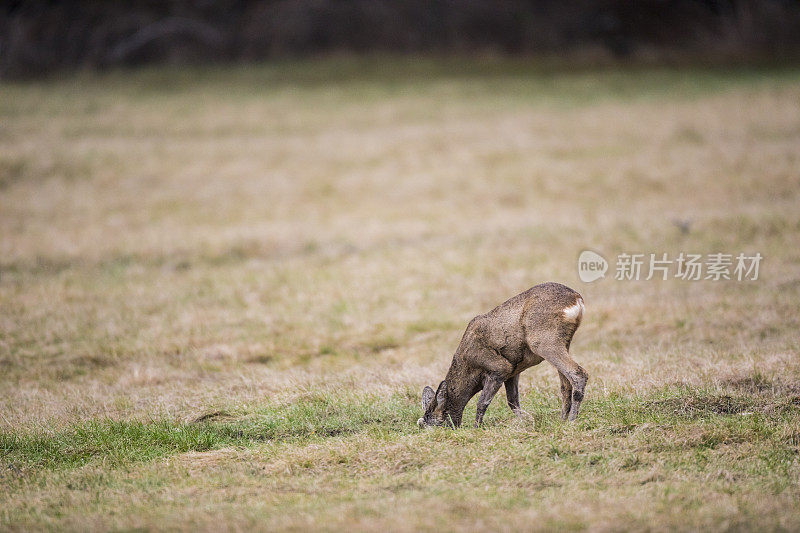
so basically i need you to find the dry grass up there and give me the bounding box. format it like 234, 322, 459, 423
1, 58, 799, 530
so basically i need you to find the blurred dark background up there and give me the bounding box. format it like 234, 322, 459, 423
3, 0, 800, 78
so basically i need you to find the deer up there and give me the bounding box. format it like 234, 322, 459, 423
418, 282, 588, 428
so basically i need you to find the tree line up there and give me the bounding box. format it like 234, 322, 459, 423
3, 0, 800, 78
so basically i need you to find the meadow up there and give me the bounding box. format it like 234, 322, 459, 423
1, 58, 799, 531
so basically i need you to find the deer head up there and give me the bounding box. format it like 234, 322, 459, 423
417, 381, 449, 428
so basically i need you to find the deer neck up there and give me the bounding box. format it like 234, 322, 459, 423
442, 359, 482, 427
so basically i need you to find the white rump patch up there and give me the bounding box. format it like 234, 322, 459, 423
562, 298, 584, 322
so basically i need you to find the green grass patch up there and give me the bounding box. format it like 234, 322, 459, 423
3, 385, 797, 477
0, 393, 420, 474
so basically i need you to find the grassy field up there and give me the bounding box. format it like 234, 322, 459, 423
1, 58, 800, 531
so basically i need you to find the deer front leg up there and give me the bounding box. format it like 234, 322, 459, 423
558, 371, 572, 421
475, 375, 504, 427
504, 375, 520, 413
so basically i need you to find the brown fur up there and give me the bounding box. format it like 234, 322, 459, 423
419, 282, 588, 427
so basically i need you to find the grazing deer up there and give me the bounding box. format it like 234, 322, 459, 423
418, 282, 588, 428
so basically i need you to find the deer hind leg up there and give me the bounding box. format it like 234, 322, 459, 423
504, 375, 520, 413
558, 371, 572, 421
533, 342, 588, 421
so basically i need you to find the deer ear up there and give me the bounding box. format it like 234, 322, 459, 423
421, 386, 435, 411
435, 380, 447, 406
